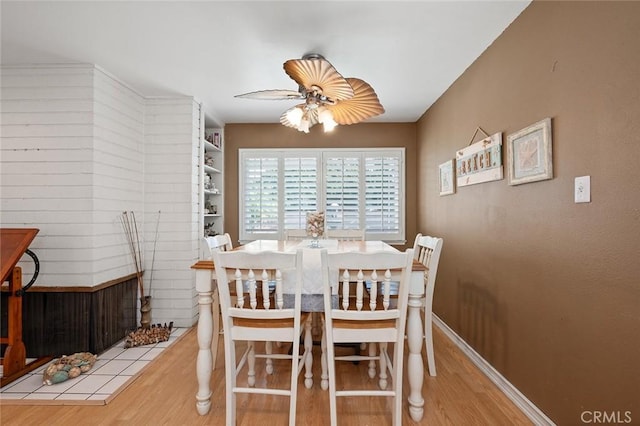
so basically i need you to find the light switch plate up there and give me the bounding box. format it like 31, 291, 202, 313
575, 176, 591, 203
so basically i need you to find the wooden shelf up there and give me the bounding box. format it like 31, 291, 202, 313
204, 164, 221, 174
203, 125, 224, 237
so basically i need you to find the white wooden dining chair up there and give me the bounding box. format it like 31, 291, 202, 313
201, 233, 233, 370
412, 233, 443, 376
325, 228, 365, 241
284, 229, 309, 240
212, 249, 310, 426
320, 248, 414, 426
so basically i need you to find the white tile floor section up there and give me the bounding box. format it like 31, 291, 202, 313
0, 327, 186, 405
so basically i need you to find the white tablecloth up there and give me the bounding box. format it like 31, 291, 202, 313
281, 239, 340, 311
282, 239, 339, 295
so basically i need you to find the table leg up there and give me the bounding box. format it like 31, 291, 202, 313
406, 293, 425, 421
196, 283, 213, 415
304, 317, 313, 388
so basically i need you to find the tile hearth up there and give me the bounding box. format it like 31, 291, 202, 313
0, 327, 186, 405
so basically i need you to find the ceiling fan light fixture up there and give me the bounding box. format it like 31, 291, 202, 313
298, 116, 310, 133
318, 108, 338, 132
286, 107, 304, 127
323, 118, 338, 133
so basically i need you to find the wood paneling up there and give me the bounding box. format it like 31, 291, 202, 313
1, 277, 137, 357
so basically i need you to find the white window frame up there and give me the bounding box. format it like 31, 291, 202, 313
239, 148, 405, 244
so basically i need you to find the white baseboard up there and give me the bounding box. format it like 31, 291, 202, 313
433, 314, 555, 426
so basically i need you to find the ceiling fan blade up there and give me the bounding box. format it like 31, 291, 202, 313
327, 78, 385, 125
234, 89, 303, 100
283, 57, 354, 101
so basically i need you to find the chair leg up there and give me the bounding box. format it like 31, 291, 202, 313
247, 341, 256, 386
425, 308, 437, 376
378, 342, 388, 389
392, 365, 402, 426
227, 344, 237, 426
211, 289, 220, 370
289, 341, 301, 426
265, 341, 274, 374
392, 339, 403, 426
368, 341, 376, 379
326, 331, 338, 426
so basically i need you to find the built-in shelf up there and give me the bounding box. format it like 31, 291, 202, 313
204, 164, 221, 174
202, 124, 224, 237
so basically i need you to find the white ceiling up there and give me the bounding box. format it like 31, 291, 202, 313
1, 0, 530, 126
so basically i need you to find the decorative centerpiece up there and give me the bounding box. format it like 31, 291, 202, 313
306, 211, 325, 248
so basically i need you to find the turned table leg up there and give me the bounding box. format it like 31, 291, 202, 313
195, 267, 214, 415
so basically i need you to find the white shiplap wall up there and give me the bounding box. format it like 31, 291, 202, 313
1, 64, 202, 327
92, 66, 146, 286
144, 98, 201, 326
1, 64, 101, 284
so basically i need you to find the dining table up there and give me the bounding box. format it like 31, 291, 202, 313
191, 239, 427, 422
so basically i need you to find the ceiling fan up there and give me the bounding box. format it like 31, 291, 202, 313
235, 53, 384, 133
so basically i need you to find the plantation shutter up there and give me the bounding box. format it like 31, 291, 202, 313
325, 155, 361, 230
242, 156, 279, 235
365, 153, 401, 234
284, 156, 319, 229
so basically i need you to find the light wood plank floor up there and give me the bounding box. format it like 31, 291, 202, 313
0, 324, 533, 425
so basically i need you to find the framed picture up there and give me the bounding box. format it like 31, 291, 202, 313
507, 118, 553, 185
455, 132, 503, 188
439, 160, 455, 196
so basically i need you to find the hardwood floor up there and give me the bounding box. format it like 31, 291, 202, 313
0, 324, 533, 425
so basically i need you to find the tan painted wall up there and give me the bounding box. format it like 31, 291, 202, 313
223, 123, 417, 247
416, 1, 640, 423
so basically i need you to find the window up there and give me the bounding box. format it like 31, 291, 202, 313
239, 148, 405, 243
